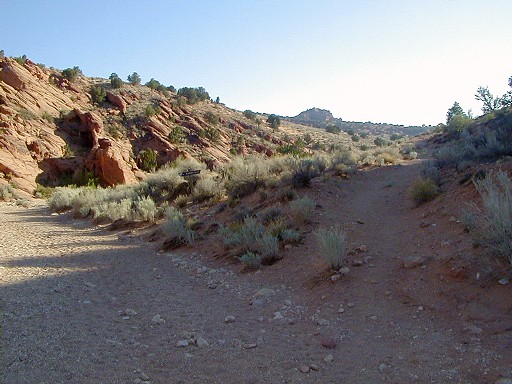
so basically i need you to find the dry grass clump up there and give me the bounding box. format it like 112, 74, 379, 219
374, 147, 401, 164
316, 226, 347, 270
464, 171, 512, 265
161, 206, 196, 247
0, 185, 14, 200
239, 251, 261, 269
289, 197, 316, 223
221, 155, 272, 198
409, 178, 439, 206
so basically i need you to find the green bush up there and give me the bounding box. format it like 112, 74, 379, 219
267, 114, 281, 129
409, 178, 439, 206
145, 104, 161, 118
291, 159, 320, 187
62, 66, 81, 82
177, 87, 209, 104
280, 229, 301, 244
137, 148, 158, 172
109, 73, 123, 88
168, 126, 187, 143
243, 110, 257, 120
162, 207, 196, 246
239, 251, 261, 269
316, 226, 347, 270
205, 111, 219, 125
127, 72, 141, 85
325, 125, 341, 134
0, 185, 14, 200
374, 137, 387, 147
90, 85, 107, 104
258, 234, 280, 263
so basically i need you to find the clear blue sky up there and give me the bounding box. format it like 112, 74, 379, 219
3, 0, 511, 126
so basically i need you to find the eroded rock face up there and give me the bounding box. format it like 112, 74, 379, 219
86, 138, 138, 186
107, 92, 127, 114
74, 109, 103, 148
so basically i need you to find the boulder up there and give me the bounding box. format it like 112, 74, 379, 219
86, 138, 138, 186
107, 92, 127, 114
1, 59, 27, 91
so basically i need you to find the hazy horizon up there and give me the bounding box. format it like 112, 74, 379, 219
3, 0, 511, 126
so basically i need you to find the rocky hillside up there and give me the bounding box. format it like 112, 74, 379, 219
0, 56, 291, 193
286, 107, 432, 137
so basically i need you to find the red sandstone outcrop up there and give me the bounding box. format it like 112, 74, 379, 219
107, 92, 127, 114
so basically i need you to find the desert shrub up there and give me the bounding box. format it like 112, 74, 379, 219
334, 163, 355, 176
143, 168, 185, 200
466, 171, 512, 265
0, 185, 14, 200
422, 161, 441, 185
109, 73, 123, 88
162, 207, 195, 245
192, 175, 223, 202
403, 151, 418, 160
220, 216, 265, 251
316, 226, 347, 270
221, 156, 270, 198
132, 196, 157, 222
265, 216, 288, 237
374, 147, 400, 164
205, 111, 219, 125
177, 87, 209, 104
243, 110, 257, 120
144, 104, 161, 118
291, 159, 321, 187
280, 228, 301, 244
325, 124, 341, 134
127, 72, 141, 85
34, 184, 53, 199
239, 251, 261, 269
48, 187, 81, 211
258, 206, 283, 224
204, 127, 221, 142
18, 108, 37, 121
168, 125, 187, 143
374, 137, 387, 147
89, 85, 107, 104
41, 111, 54, 123
351, 134, 360, 142
267, 114, 281, 129
331, 149, 357, 167
62, 66, 81, 82
409, 178, 439, 206
91, 198, 133, 222
137, 148, 158, 172
258, 234, 280, 263
289, 197, 315, 223
13, 54, 27, 65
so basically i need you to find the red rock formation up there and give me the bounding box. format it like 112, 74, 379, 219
86, 138, 139, 186
74, 109, 103, 148
107, 92, 127, 114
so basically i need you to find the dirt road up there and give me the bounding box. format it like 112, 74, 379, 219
2, 160, 511, 383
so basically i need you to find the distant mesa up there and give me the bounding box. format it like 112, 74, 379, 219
292, 107, 336, 124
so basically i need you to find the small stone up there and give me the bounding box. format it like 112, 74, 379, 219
177, 340, 189, 347
330, 274, 341, 282
338, 307, 345, 313
320, 337, 337, 349
273, 311, 284, 320
359, 245, 368, 252
151, 314, 165, 324
122, 316, 130, 320
338, 267, 350, 275
379, 363, 391, 374
224, 316, 236, 323
125, 309, 138, 316
317, 318, 329, 326
370, 315, 378, 321
417, 306, 424, 311
324, 354, 334, 363
309, 364, 320, 371
403, 255, 426, 269
196, 337, 209, 348
254, 288, 276, 298
85, 282, 96, 288
498, 277, 510, 285
257, 317, 265, 323
284, 300, 292, 306
185, 353, 194, 358
140, 373, 150, 381
300, 365, 310, 373
351, 259, 364, 267
243, 343, 257, 349
356, 219, 364, 224
495, 379, 512, 384
347, 302, 355, 308
464, 324, 483, 334
284, 244, 293, 250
